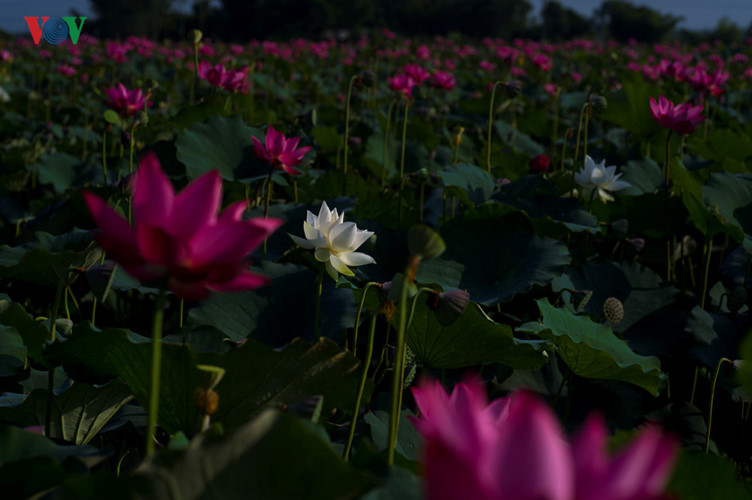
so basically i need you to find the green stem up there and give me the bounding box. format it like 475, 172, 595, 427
387, 271, 410, 465
344, 313, 379, 461
700, 233, 713, 310
179, 299, 184, 328
583, 103, 591, 160
665, 130, 674, 282
690, 366, 699, 406
571, 102, 589, 195
398, 102, 409, 230
343, 75, 357, 195
191, 43, 199, 106
314, 266, 324, 338
351, 282, 380, 355
102, 128, 108, 183
262, 165, 275, 257
705, 357, 733, 454
44, 278, 66, 437
145, 290, 167, 458
487, 81, 503, 172
381, 100, 395, 189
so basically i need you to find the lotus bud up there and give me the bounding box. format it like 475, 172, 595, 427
190, 29, 203, 45
603, 297, 624, 324
728, 287, 748, 313
431, 289, 470, 325
505, 80, 521, 98
194, 388, 219, 416
361, 70, 376, 88
627, 237, 646, 252
453, 127, 465, 148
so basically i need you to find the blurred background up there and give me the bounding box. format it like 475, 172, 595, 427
2, 0, 752, 43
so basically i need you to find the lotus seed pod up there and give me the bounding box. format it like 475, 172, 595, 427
408, 225, 446, 260
590, 95, 608, 114
403, 346, 417, 388
728, 287, 748, 313
603, 297, 624, 324
190, 29, 203, 45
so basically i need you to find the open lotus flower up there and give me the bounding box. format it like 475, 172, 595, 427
649, 95, 705, 135
289, 201, 375, 280
82, 153, 282, 301
575, 155, 630, 203
388, 73, 416, 98
252, 125, 311, 175
410, 378, 677, 500
197, 61, 248, 93
104, 83, 151, 117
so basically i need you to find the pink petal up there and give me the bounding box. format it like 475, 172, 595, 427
490, 391, 573, 500
267, 125, 285, 156
82, 191, 141, 265
220, 200, 248, 223
168, 276, 211, 301
208, 270, 271, 292
170, 170, 222, 239
132, 152, 175, 228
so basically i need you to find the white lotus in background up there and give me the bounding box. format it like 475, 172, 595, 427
290, 201, 376, 279
574, 155, 631, 203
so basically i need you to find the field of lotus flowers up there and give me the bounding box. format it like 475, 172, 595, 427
2, 28, 752, 498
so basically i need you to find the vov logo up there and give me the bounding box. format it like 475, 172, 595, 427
24, 17, 87, 45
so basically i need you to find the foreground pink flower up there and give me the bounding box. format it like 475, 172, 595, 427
252, 125, 311, 175
82, 153, 281, 301
104, 83, 151, 117
649, 95, 705, 135
410, 378, 677, 500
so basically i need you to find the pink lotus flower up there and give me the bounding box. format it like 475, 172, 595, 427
388, 73, 416, 99
82, 153, 281, 301
252, 125, 311, 175
410, 378, 677, 500
403, 63, 431, 85
104, 83, 152, 117
197, 61, 249, 93
431, 71, 456, 91
649, 95, 705, 134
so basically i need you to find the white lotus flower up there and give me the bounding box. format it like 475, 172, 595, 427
289, 201, 376, 280
574, 155, 630, 203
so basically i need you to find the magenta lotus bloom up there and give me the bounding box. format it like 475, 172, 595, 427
252, 125, 311, 175
410, 378, 678, 500
104, 83, 152, 117
649, 95, 705, 135
431, 71, 456, 91
388, 73, 416, 99
82, 153, 282, 301
197, 61, 248, 93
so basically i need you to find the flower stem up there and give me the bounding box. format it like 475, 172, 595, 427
487, 81, 503, 172
381, 100, 395, 189
145, 290, 167, 458
344, 312, 379, 462
351, 282, 379, 355
314, 266, 324, 338
44, 278, 66, 437
398, 102, 409, 230
179, 298, 184, 328
387, 271, 410, 465
583, 102, 591, 160
706, 357, 732, 454
263, 165, 275, 257
190, 43, 199, 106
700, 233, 714, 310
571, 102, 589, 195
102, 128, 108, 183
664, 130, 674, 282
343, 75, 357, 195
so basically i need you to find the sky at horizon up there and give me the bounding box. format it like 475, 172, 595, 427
2, 0, 751, 36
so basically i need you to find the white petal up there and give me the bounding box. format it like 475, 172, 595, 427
329, 222, 358, 252
338, 251, 376, 267
306, 210, 318, 228
289, 233, 315, 249
598, 188, 614, 203
325, 262, 339, 281
329, 254, 355, 276
303, 221, 322, 242
350, 228, 374, 250
608, 179, 631, 191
